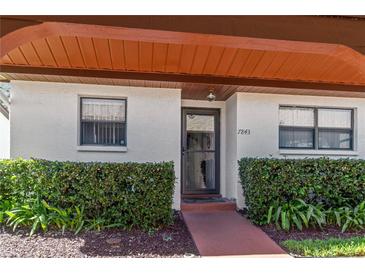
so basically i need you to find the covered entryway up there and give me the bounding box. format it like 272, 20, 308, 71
2, 16, 365, 212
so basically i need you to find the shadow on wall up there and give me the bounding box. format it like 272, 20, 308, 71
0, 82, 10, 159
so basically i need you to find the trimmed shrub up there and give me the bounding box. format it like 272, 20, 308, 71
0, 158, 176, 230
238, 158, 365, 225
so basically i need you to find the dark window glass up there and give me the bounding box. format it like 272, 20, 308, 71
318, 130, 352, 150
80, 98, 126, 146
279, 106, 354, 150
279, 127, 314, 149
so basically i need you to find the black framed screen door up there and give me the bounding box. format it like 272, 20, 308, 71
182, 108, 220, 195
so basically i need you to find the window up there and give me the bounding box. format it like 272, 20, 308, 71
80, 97, 126, 146
318, 108, 353, 150
279, 106, 353, 150
279, 107, 315, 149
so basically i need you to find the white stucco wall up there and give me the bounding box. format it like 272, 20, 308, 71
224, 94, 238, 202
10, 81, 182, 209
234, 92, 365, 207
9, 80, 365, 210
0, 110, 10, 159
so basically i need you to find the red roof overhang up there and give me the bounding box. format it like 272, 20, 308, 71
1, 16, 365, 100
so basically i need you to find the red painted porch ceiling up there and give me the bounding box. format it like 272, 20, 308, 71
1, 21, 365, 96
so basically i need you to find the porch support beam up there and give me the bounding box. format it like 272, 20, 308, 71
1, 65, 365, 93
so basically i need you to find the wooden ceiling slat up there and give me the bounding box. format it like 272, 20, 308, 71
261, 52, 291, 78
348, 71, 365, 83
27, 74, 47, 81
77, 37, 99, 69
7, 48, 29, 65
214, 48, 238, 75
3, 30, 365, 90
178, 44, 197, 73
202, 46, 225, 75
45, 37, 71, 67
190, 45, 211, 74
239, 50, 265, 77
152, 42, 168, 72
274, 53, 306, 79
298, 54, 330, 81
92, 38, 113, 69
18, 73, 31, 80
5, 72, 365, 99
0, 72, 14, 80
165, 44, 182, 73
31, 39, 57, 67
227, 49, 251, 76
123, 40, 140, 71
326, 61, 358, 83
139, 41, 153, 71
249, 51, 277, 77
109, 39, 126, 70
19, 42, 43, 66
0, 54, 13, 64
60, 36, 84, 68
284, 53, 316, 80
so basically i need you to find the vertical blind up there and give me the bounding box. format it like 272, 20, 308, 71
80, 98, 126, 146
318, 108, 352, 129
81, 98, 126, 122
279, 107, 314, 127
279, 106, 353, 150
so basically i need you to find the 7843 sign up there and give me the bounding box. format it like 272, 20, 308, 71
237, 129, 251, 135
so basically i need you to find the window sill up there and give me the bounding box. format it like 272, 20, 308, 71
77, 146, 128, 152
279, 149, 358, 156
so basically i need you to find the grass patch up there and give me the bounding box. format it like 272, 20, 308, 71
282, 237, 365, 257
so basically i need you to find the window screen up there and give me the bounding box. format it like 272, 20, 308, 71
279, 106, 353, 150
318, 109, 352, 150
279, 107, 315, 149
80, 98, 126, 146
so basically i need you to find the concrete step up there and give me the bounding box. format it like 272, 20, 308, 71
181, 197, 236, 212
182, 194, 222, 199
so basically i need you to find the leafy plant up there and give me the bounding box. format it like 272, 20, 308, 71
0, 198, 13, 223
267, 199, 326, 231
327, 201, 365, 232
239, 157, 365, 224
6, 197, 53, 236
4, 196, 85, 236
0, 158, 176, 231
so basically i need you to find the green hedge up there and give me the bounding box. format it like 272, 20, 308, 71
0, 158, 176, 229
238, 158, 365, 225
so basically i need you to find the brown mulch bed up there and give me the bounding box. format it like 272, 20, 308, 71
0, 212, 199, 258
261, 224, 365, 244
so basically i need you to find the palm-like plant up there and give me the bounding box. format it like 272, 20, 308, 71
327, 201, 365, 232
5, 197, 85, 236
267, 199, 326, 231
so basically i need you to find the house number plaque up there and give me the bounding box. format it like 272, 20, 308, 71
238, 129, 251, 135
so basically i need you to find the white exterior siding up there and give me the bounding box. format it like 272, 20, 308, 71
236, 92, 365, 159
8, 80, 365, 209
0, 110, 10, 159
225, 94, 239, 203
232, 92, 365, 207
10, 81, 182, 209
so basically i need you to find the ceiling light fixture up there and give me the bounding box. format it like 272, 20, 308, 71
207, 90, 216, 102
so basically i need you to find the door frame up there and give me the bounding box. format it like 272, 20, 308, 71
181, 107, 220, 195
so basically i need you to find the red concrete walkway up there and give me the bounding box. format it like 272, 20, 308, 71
183, 210, 288, 257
